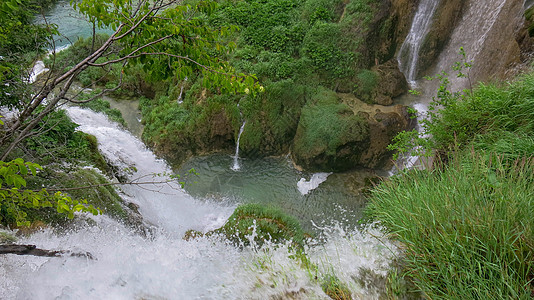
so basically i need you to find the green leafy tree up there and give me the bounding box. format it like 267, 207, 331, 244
0, 115, 99, 227
0, 158, 100, 227
0, 0, 259, 160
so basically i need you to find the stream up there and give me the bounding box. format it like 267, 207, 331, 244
0, 106, 398, 299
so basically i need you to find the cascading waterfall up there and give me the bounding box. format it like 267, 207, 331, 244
397, 0, 441, 87
65, 107, 235, 236
434, 0, 521, 92
394, 0, 441, 170
0, 107, 399, 299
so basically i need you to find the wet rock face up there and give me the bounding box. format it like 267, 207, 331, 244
416, 0, 465, 79
465, 0, 525, 83
291, 93, 415, 172
371, 59, 408, 105
412, 0, 531, 87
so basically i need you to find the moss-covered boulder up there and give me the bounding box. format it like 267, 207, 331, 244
239, 80, 309, 157
291, 89, 370, 172
214, 203, 307, 248
25, 167, 131, 226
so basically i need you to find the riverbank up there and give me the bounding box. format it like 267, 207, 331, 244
366, 70, 534, 298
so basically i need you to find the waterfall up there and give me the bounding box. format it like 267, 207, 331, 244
434, 0, 521, 92
231, 120, 246, 171
398, 0, 441, 87
232, 103, 246, 171
0, 107, 400, 298
65, 107, 234, 236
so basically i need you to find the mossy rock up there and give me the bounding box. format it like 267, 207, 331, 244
213, 203, 307, 248
291, 88, 370, 171
26, 167, 127, 225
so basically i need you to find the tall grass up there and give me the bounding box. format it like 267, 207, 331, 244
366, 152, 534, 299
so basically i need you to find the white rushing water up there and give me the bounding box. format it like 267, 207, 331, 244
397, 0, 441, 87
297, 173, 332, 195
28, 61, 49, 84
0, 107, 399, 299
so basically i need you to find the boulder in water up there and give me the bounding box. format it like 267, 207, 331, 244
213, 203, 307, 249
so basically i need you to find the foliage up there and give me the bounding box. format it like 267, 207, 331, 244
292, 88, 368, 157
70, 0, 258, 93
0, 158, 100, 227
392, 70, 534, 159
26, 167, 126, 222
214, 203, 307, 248
21, 109, 108, 169
77, 96, 127, 127
366, 152, 534, 299
238, 79, 308, 153
0, 0, 56, 108
301, 21, 354, 80
138, 0, 384, 160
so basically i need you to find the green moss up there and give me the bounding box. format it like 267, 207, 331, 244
214, 203, 307, 248
293, 89, 368, 157
239, 80, 309, 155
26, 167, 127, 224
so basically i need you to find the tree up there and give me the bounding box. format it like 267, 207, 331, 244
0, 0, 258, 160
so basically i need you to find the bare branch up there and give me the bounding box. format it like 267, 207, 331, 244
87, 34, 173, 67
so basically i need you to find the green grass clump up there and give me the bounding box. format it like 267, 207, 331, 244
321, 274, 353, 300
215, 203, 307, 248
366, 152, 534, 299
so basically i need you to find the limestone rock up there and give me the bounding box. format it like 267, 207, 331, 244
371, 59, 408, 105
291, 93, 415, 172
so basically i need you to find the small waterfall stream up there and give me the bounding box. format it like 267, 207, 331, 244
231, 120, 246, 171
397, 0, 441, 87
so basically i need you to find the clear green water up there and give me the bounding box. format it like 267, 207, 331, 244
35, 0, 112, 49
179, 154, 374, 232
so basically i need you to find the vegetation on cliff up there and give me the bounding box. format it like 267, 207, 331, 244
367, 67, 534, 298
138, 0, 409, 169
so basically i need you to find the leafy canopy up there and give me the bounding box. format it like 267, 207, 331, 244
0, 158, 100, 227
